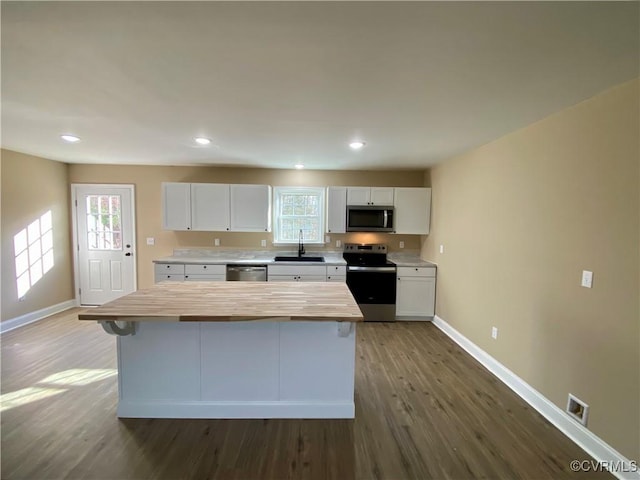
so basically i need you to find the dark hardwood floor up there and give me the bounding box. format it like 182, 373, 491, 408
1, 310, 610, 479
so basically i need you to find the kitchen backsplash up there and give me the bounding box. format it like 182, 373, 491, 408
169, 231, 421, 253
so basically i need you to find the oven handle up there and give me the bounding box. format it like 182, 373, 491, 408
347, 266, 397, 273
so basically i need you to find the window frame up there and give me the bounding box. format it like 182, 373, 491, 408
272, 186, 326, 245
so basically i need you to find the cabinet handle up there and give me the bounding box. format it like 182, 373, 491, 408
226, 228, 229, 231
166, 265, 170, 269
187, 227, 191, 230
203, 265, 207, 269
415, 268, 419, 271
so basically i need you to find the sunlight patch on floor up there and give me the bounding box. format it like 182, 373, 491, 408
40, 368, 117, 386
0, 368, 117, 412
0, 387, 66, 412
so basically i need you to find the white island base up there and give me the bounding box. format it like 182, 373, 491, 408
116, 320, 356, 419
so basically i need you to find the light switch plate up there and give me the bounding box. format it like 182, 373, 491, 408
261, 239, 267, 247
581, 270, 593, 288
439, 244, 444, 254
399, 241, 405, 249
146, 237, 155, 246
336, 240, 341, 248
214, 238, 220, 246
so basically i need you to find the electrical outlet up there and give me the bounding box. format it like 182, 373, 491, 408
261, 239, 267, 247
325, 235, 330, 243
491, 327, 498, 339
439, 244, 444, 254
399, 241, 405, 249
581, 270, 593, 288
214, 238, 220, 246
146, 237, 155, 246
336, 240, 341, 248
566, 394, 589, 426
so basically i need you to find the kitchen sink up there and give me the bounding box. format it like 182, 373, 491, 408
273, 256, 325, 262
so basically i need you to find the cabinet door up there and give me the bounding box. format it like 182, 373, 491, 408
394, 188, 431, 234
268, 275, 298, 282
162, 183, 191, 230
346, 187, 371, 205
154, 274, 185, 283
184, 275, 225, 281
370, 187, 395, 206
396, 276, 435, 318
191, 183, 230, 231
326, 187, 347, 233
230, 185, 271, 232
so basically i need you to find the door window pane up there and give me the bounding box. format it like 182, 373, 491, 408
86, 195, 122, 250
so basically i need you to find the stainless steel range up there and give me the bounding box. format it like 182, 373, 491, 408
343, 243, 396, 322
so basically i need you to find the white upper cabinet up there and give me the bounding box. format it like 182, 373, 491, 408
393, 187, 432, 235
326, 187, 347, 233
163, 183, 270, 232
162, 183, 192, 230
370, 187, 395, 205
191, 183, 230, 231
346, 187, 395, 206
229, 184, 271, 232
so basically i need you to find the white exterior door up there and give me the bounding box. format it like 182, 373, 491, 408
74, 185, 136, 305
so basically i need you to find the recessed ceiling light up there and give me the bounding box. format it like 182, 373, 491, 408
61, 134, 80, 143
349, 141, 365, 150
194, 137, 212, 145
295, 163, 304, 169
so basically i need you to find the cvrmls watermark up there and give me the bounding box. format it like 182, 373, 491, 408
570, 460, 638, 473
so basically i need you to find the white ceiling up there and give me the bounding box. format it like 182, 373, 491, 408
1, 2, 638, 170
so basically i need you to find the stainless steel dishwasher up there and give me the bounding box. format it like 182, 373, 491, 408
226, 265, 267, 281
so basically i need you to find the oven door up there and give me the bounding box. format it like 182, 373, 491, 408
346, 266, 396, 321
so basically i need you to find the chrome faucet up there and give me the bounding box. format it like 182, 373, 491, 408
298, 229, 305, 257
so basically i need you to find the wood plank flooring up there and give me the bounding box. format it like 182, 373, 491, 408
1, 309, 611, 479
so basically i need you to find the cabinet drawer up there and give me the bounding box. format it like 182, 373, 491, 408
154, 274, 185, 283
397, 266, 436, 277
268, 275, 327, 282
154, 263, 185, 275
326, 275, 346, 282
184, 274, 225, 281
326, 265, 346, 276
268, 265, 327, 276
184, 264, 225, 275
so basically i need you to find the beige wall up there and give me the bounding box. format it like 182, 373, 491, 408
1, 150, 74, 322
68, 166, 425, 289
422, 79, 640, 460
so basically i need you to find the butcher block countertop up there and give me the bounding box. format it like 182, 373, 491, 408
78, 281, 363, 323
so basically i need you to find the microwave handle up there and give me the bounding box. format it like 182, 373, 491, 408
383, 209, 388, 228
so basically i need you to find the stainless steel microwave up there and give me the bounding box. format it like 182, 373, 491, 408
346, 205, 394, 232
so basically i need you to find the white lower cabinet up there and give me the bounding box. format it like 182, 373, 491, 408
326, 265, 346, 282
396, 266, 436, 319
267, 265, 346, 282
184, 264, 226, 282
154, 263, 185, 283
155, 263, 225, 283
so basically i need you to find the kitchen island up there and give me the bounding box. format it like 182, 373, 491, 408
79, 281, 363, 419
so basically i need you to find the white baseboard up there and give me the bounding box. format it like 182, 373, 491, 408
117, 400, 355, 419
433, 315, 640, 480
1, 299, 77, 334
